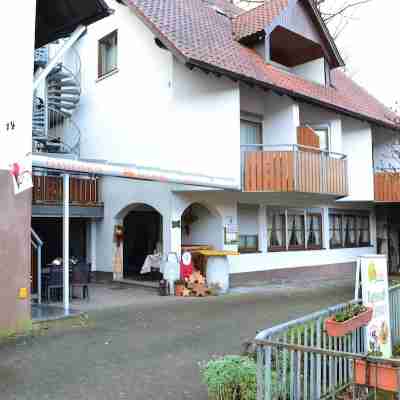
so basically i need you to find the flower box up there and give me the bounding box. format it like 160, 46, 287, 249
325, 307, 373, 337
354, 360, 399, 392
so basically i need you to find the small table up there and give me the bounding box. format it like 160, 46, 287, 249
196, 250, 239, 294
140, 254, 162, 274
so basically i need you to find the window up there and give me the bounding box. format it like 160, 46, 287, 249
98, 31, 118, 78
267, 211, 286, 251
267, 208, 323, 251
329, 214, 342, 248
307, 213, 323, 249
358, 216, 371, 247
343, 215, 357, 247
240, 119, 262, 152
288, 212, 305, 250
329, 212, 371, 248
239, 235, 259, 253
308, 125, 330, 152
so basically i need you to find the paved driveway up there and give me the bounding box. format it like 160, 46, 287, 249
0, 282, 353, 400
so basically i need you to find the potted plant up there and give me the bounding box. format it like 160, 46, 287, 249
325, 304, 373, 337
174, 279, 186, 296
354, 354, 399, 392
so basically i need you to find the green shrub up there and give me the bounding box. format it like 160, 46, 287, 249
200, 355, 257, 400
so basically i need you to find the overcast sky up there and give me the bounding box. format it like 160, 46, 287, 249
336, 0, 400, 109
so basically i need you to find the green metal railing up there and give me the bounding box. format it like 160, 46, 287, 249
254, 284, 400, 399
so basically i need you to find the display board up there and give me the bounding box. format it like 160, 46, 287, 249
357, 255, 392, 358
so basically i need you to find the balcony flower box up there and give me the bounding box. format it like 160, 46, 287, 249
325, 306, 373, 337
354, 360, 399, 392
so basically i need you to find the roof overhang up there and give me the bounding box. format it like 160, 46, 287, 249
186, 58, 400, 132
35, 0, 112, 48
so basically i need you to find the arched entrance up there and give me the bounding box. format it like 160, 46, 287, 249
122, 204, 163, 280
181, 203, 222, 250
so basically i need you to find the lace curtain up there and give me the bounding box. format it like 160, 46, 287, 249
307, 214, 322, 248
288, 214, 305, 248
268, 213, 285, 249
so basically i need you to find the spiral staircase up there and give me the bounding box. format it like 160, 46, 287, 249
32, 44, 82, 156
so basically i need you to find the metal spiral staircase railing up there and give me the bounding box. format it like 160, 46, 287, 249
32, 44, 82, 156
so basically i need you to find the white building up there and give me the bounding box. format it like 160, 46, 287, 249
31, 0, 400, 290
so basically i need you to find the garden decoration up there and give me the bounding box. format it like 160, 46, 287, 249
113, 224, 124, 247
174, 279, 186, 296
325, 304, 373, 337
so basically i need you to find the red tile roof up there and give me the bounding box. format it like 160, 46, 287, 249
233, 0, 289, 40
125, 0, 399, 130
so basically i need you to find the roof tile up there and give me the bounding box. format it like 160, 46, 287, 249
125, 0, 398, 129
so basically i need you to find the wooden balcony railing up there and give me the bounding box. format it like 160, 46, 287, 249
374, 172, 400, 202
32, 174, 101, 205
242, 145, 348, 196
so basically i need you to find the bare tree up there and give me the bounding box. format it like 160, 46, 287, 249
233, 0, 373, 39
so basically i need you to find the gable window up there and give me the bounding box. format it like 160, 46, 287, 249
98, 30, 118, 78
329, 211, 371, 248
267, 208, 323, 252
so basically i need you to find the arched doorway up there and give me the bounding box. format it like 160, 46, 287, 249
181, 203, 222, 250
122, 204, 163, 280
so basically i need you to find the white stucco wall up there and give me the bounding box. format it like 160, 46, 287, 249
292, 58, 325, 86
181, 203, 223, 250
240, 87, 299, 147
238, 204, 259, 236
96, 177, 175, 272
340, 117, 374, 201
72, 0, 240, 185
229, 246, 375, 274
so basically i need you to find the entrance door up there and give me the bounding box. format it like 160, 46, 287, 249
123, 206, 162, 279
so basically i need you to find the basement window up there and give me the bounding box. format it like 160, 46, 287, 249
98, 30, 118, 78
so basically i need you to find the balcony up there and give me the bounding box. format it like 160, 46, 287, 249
242, 144, 348, 196
374, 171, 400, 202
32, 173, 103, 218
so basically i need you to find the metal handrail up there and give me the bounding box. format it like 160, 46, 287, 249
255, 340, 400, 366
240, 143, 347, 160
31, 228, 43, 304
255, 299, 359, 340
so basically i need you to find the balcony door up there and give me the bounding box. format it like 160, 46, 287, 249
240, 119, 262, 152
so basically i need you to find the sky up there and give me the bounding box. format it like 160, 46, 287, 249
335, 0, 400, 109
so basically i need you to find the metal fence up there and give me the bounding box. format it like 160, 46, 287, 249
254, 284, 400, 399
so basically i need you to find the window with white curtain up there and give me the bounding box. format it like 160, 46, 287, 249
267, 210, 286, 251
98, 30, 118, 77
307, 213, 322, 249
288, 212, 305, 250
329, 211, 371, 248
240, 119, 262, 152
267, 208, 323, 251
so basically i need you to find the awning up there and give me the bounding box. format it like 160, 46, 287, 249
35, 0, 112, 48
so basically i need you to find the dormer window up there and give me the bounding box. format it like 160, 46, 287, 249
268, 26, 329, 86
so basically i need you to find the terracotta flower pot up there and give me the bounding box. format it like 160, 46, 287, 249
354, 360, 399, 392
175, 284, 185, 297
325, 307, 373, 337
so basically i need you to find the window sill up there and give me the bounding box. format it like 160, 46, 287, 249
96, 68, 119, 83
